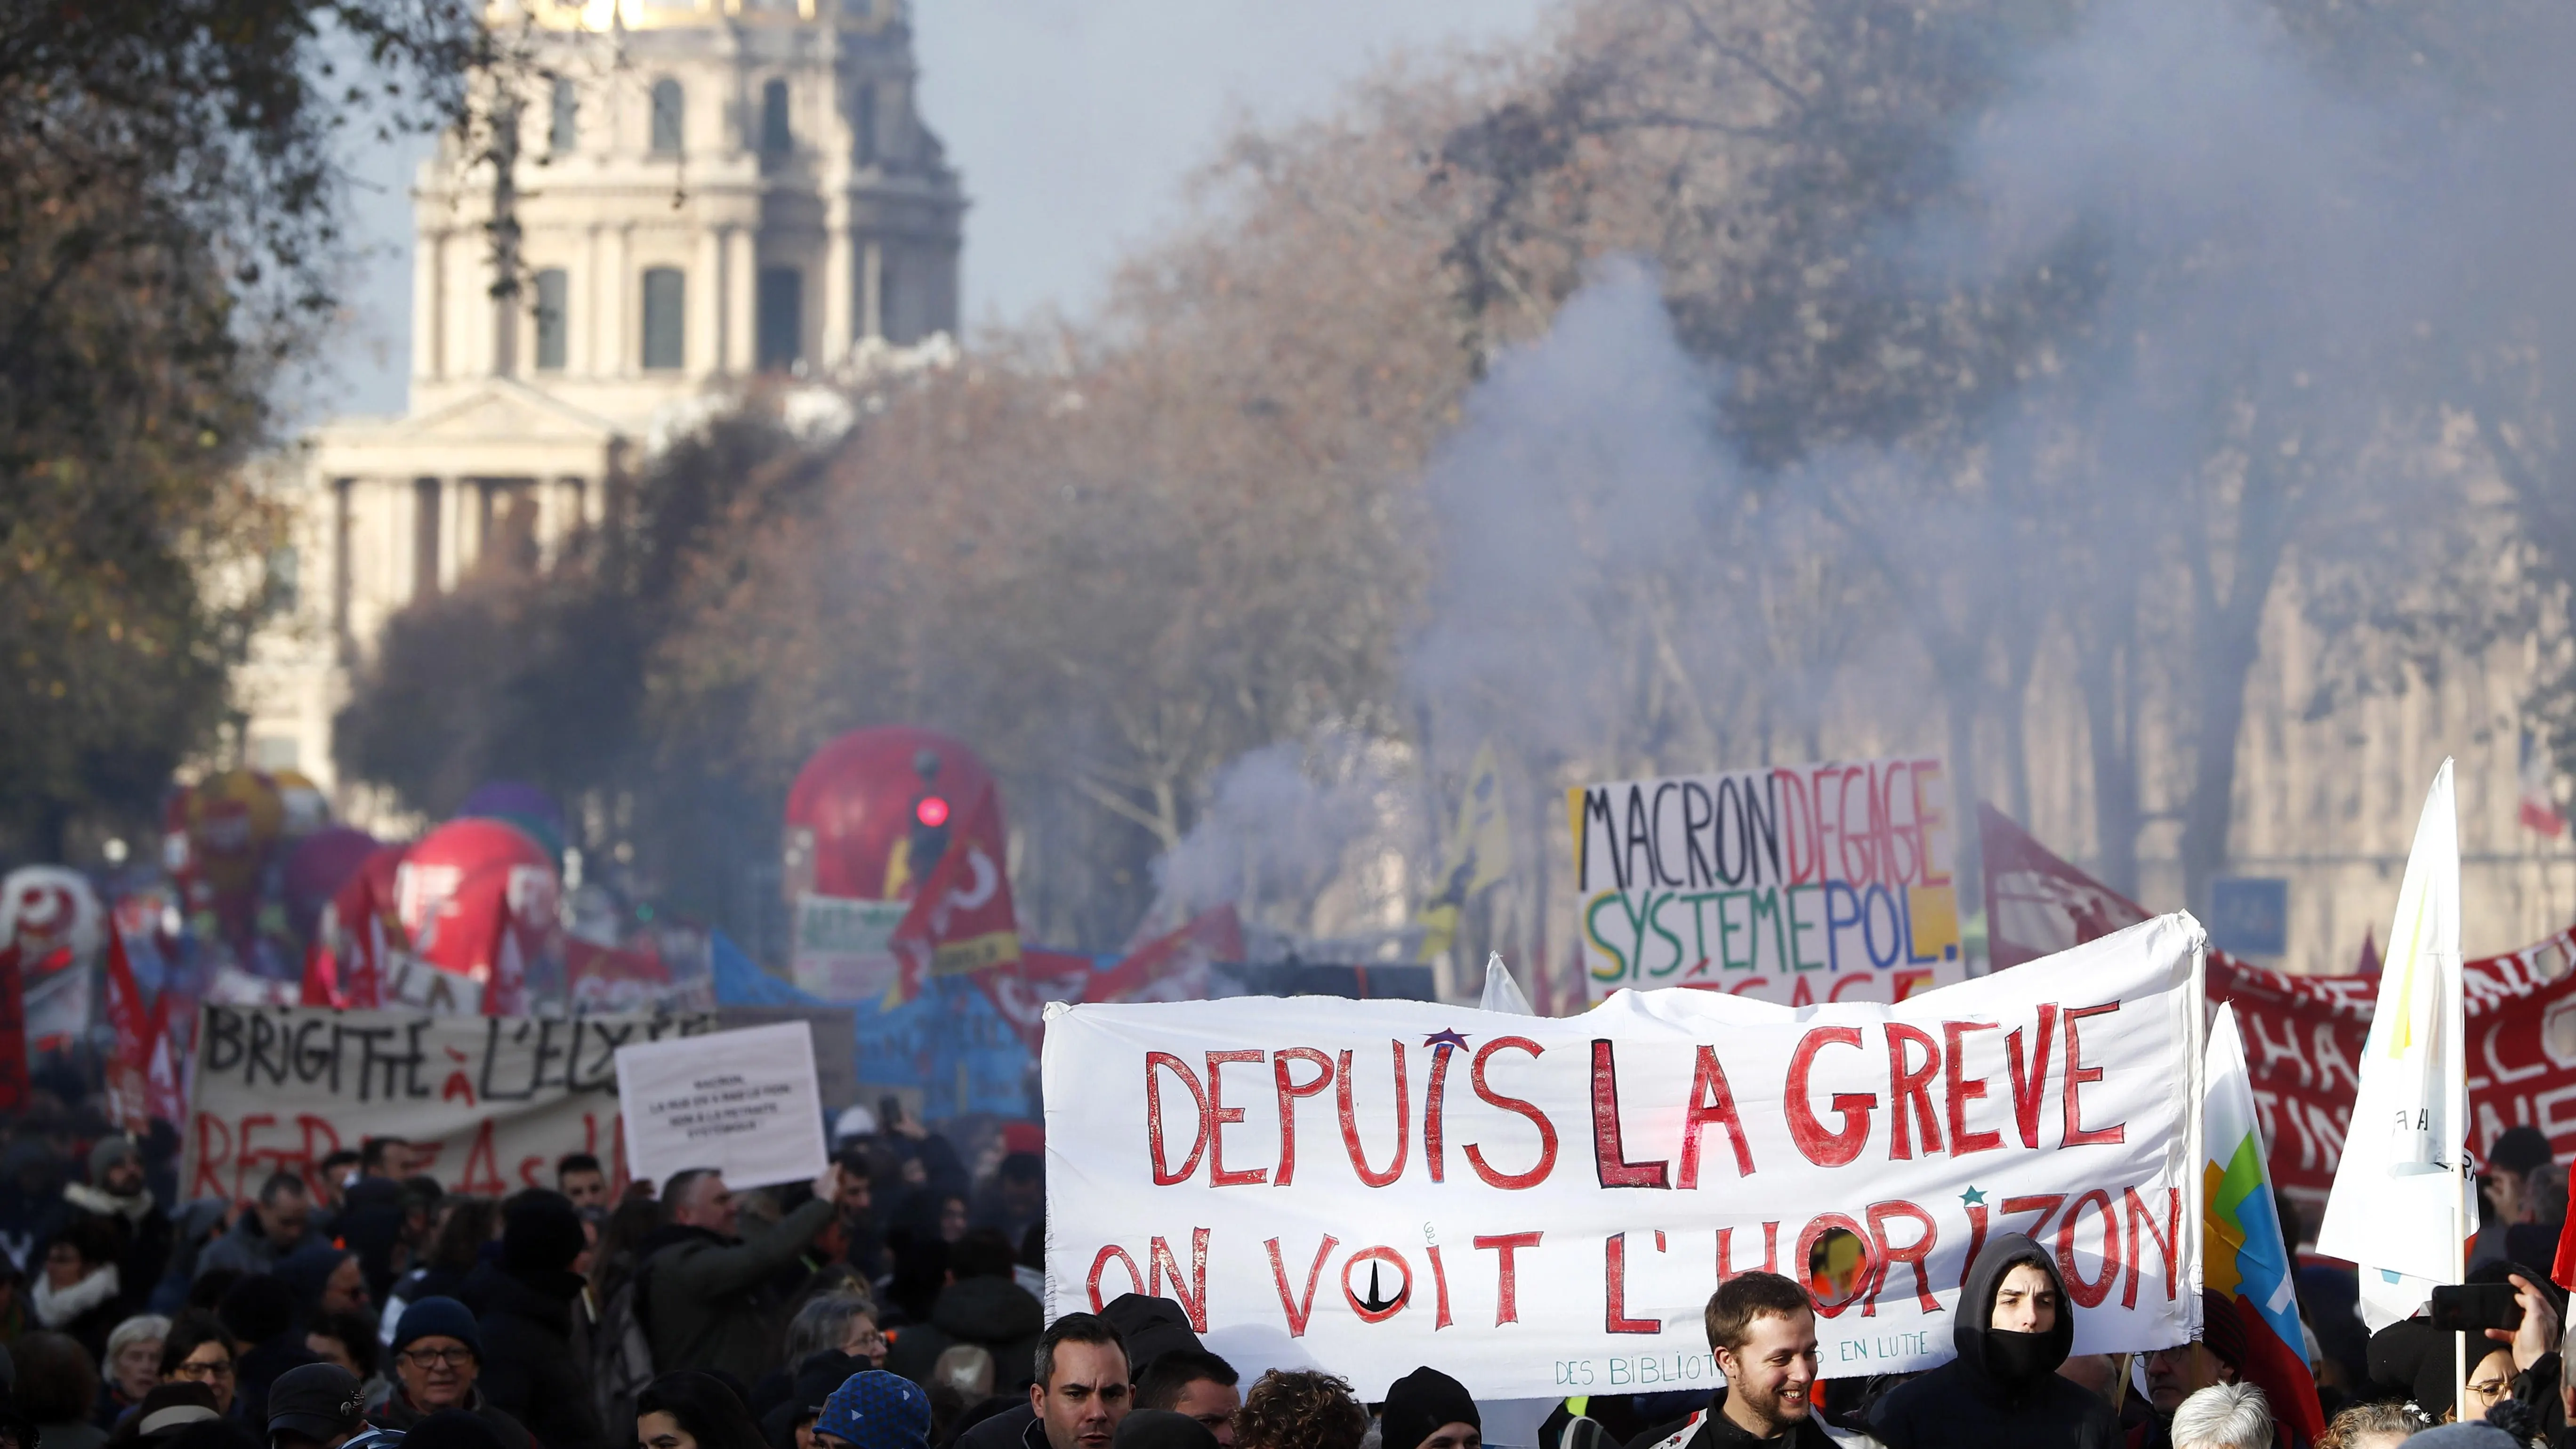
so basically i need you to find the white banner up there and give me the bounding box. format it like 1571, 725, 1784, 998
1570, 757, 1965, 1005
1044, 915, 2204, 1401
183, 1006, 715, 1201
616, 1022, 828, 1190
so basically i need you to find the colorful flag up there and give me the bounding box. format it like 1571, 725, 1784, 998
2205, 1004, 2326, 1442
2522, 732, 2566, 837
1416, 741, 1513, 962
2316, 759, 2472, 1331
299, 939, 340, 1008
886, 784, 1020, 1007
103, 929, 152, 1133
1084, 905, 1243, 1005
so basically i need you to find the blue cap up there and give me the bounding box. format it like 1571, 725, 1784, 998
392, 1296, 483, 1359
816, 1371, 930, 1449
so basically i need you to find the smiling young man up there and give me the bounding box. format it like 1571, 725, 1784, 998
1640, 1272, 1836, 1448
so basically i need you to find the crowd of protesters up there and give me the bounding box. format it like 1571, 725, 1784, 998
0, 1065, 2569, 1449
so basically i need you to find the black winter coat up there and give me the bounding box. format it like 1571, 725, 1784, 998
881, 1275, 1044, 1392
465, 1259, 610, 1449
1866, 1233, 2123, 1449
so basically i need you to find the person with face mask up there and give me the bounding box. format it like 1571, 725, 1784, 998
1865, 1234, 2122, 1449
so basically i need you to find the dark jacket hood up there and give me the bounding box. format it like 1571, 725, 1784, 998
1953, 1233, 2074, 1391
932, 1276, 1046, 1343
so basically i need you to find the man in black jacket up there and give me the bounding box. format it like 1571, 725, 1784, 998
52, 1137, 171, 1319
1634, 1272, 1837, 1449
1866, 1234, 2122, 1449
468, 1190, 607, 1449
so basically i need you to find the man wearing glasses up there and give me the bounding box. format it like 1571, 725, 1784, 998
367, 1297, 534, 1449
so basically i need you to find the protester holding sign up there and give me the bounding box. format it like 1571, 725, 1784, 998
639, 1164, 842, 1385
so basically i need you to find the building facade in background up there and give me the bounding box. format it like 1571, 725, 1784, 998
236, 0, 964, 813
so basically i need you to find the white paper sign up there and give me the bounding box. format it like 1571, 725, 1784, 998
1044, 914, 2205, 1401
616, 1021, 828, 1190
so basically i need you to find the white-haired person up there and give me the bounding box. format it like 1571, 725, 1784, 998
2171, 1382, 2271, 1449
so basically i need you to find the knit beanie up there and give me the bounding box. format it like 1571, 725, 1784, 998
392, 1296, 483, 1358
815, 1370, 930, 1449
1379, 1366, 1479, 1449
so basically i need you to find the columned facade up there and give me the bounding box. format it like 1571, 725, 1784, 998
236, 0, 966, 814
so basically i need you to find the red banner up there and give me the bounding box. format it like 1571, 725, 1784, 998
103, 930, 151, 1133
1981, 805, 2576, 1208
0, 945, 28, 1113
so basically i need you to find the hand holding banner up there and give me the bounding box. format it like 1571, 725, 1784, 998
1043, 914, 2205, 1401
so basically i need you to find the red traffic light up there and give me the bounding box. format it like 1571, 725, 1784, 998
914, 796, 950, 829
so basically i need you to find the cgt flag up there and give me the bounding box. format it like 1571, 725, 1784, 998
887, 784, 1020, 1006
103, 929, 152, 1133
2316, 759, 2472, 1332
2204, 1005, 2324, 1442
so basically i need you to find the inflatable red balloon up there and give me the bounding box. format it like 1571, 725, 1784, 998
784, 727, 1000, 902
395, 820, 557, 1008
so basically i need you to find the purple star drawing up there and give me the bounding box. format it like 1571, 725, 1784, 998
1424, 1028, 1471, 1052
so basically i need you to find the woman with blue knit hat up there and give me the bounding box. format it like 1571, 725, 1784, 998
365, 1298, 530, 1449
812, 1370, 930, 1449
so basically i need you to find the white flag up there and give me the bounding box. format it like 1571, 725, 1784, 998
2315, 759, 2472, 1330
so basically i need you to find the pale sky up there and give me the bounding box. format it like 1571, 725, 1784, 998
310, 0, 1551, 418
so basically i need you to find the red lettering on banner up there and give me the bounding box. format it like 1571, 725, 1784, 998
1426, 1244, 1453, 1328
1087, 1245, 1144, 1307
2006, 1006, 2058, 1148
2123, 1186, 2181, 1307
1959, 1199, 1989, 1289
1205, 1051, 1267, 1187
2002, 1193, 2066, 1242
1591, 1040, 1669, 1188
1337, 1042, 1409, 1187
2056, 1188, 2120, 1308
190, 1115, 231, 1200
1677, 1046, 1755, 1185
1717, 1222, 1780, 1281
1341, 1247, 1413, 1324
1265, 1235, 1338, 1337
1885, 1025, 1943, 1159
1425, 1042, 1455, 1183
1147, 1053, 1209, 1185
1786, 1027, 1875, 1167
1865, 1200, 1938, 1313
1944, 1022, 2002, 1155
1464, 1038, 1557, 1190
1474, 1232, 1542, 1324
1604, 1232, 1662, 1334
1151, 1230, 1211, 1331
2061, 1003, 2127, 1146
1795, 1214, 1876, 1318
1271, 1048, 1332, 1186
458, 1121, 506, 1196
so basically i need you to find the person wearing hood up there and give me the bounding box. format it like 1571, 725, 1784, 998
55, 1139, 173, 1321
641, 1165, 839, 1385
1634, 1272, 1836, 1449
467, 1190, 607, 1449
1866, 1233, 2122, 1449
36, 1218, 130, 1359
879, 1230, 1042, 1394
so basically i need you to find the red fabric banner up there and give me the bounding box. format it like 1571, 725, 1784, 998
887, 784, 1021, 1005
103, 929, 151, 1133
1980, 805, 2576, 1206
0, 945, 28, 1114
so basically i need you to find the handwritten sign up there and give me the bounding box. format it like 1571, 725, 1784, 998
616, 1022, 828, 1190
1042, 914, 2203, 1401
183, 1005, 716, 1202
1570, 757, 1964, 1005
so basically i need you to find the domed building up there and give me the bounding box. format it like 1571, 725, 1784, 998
237, 0, 964, 807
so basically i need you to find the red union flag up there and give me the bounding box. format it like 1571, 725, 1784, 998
104, 929, 152, 1132
886, 784, 1020, 1006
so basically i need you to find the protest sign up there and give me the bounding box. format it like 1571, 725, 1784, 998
1980, 803, 2576, 1214
1043, 914, 2203, 1401
616, 1022, 828, 1190
790, 894, 907, 1002
1570, 757, 1965, 1005
183, 1005, 715, 1202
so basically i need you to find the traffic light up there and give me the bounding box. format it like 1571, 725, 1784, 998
907, 749, 950, 882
